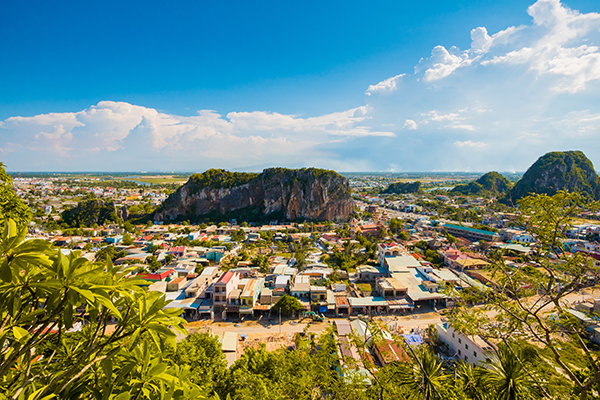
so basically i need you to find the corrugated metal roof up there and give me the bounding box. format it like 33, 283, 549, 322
221, 332, 238, 352
335, 319, 352, 336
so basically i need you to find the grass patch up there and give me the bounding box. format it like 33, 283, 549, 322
356, 283, 373, 293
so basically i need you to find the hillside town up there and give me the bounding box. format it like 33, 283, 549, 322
11, 169, 600, 373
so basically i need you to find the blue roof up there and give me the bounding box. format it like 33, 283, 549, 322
401, 334, 424, 345
444, 224, 498, 237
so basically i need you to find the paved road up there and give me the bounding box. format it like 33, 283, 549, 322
181, 288, 598, 339
186, 313, 443, 336
189, 320, 331, 335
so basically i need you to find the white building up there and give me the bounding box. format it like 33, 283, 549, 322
436, 322, 494, 366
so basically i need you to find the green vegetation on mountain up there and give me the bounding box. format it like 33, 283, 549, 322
61, 196, 120, 227
450, 171, 511, 196
189, 169, 260, 189
156, 167, 352, 223
382, 181, 422, 194
506, 150, 600, 203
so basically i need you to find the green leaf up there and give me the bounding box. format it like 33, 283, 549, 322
72, 287, 95, 303
149, 362, 168, 377
25, 386, 56, 400
64, 305, 73, 329
8, 294, 21, 317
0, 258, 12, 282
12, 326, 28, 339
101, 357, 113, 381
13, 253, 52, 268
96, 296, 122, 319
13, 238, 53, 254
5, 225, 28, 251
5, 219, 17, 239
114, 393, 130, 400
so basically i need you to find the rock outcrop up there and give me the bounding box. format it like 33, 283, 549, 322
506, 150, 600, 203
154, 168, 352, 222
62, 198, 120, 227
382, 181, 422, 195
450, 171, 511, 196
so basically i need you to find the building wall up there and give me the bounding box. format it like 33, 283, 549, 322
214, 273, 240, 304
436, 323, 491, 366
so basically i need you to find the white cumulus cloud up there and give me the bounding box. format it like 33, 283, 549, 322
0, 101, 393, 171
365, 74, 405, 95
403, 120, 418, 130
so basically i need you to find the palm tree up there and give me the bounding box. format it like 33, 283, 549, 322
398, 346, 448, 400
483, 344, 534, 400
455, 360, 490, 400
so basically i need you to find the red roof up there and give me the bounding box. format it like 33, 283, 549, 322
137, 268, 175, 281
217, 271, 234, 285
168, 246, 186, 253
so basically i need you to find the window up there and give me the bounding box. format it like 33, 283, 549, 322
465, 344, 469, 349
452, 333, 455, 338
458, 338, 462, 344
473, 351, 477, 357
458, 350, 461, 356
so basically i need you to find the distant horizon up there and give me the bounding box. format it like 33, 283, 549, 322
7, 169, 526, 175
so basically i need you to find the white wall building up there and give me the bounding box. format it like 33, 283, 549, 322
436, 322, 494, 366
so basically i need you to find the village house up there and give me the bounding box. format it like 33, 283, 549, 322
436, 322, 495, 365
213, 271, 241, 307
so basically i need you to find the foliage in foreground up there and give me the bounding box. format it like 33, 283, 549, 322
0, 219, 202, 400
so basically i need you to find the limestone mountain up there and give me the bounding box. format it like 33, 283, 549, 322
506, 150, 600, 203
382, 181, 422, 194
450, 171, 511, 196
154, 168, 352, 222
62, 197, 122, 227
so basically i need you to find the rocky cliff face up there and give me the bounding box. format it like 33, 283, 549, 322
506, 150, 600, 203
154, 168, 352, 222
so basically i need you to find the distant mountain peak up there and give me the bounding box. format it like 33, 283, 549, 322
506, 150, 600, 203
450, 171, 511, 196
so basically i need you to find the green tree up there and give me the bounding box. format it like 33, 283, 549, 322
95, 245, 127, 263
170, 332, 227, 393
449, 190, 600, 399
0, 219, 199, 399
271, 295, 303, 316
483, 343, 538, 400
122, 232, 134, 245
146, 255, 162, 272
251, 254, 270, 274
230, 229, 246, 242
396, 346, 448, 400
388, 217, 403, 234
0, 163, 30, 228
446, 234, 457, 244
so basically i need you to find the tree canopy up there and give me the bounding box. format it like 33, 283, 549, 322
271, 295, 303, 316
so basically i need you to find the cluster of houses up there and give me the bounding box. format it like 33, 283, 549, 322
135, 236, 501, 322
13, 176, 169, 224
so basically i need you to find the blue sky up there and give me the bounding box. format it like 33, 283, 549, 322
1, 0, 600, 172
